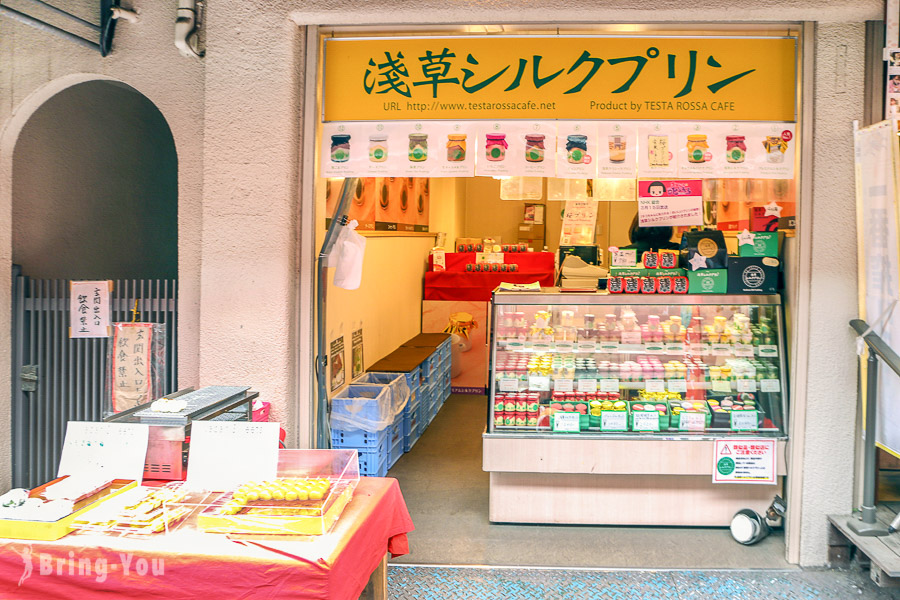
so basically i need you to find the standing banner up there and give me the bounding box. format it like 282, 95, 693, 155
855, 119, 900, 457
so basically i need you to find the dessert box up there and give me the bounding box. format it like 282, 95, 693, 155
707, 394, 765, 430
0, 477, 138, 541
668, 400, 711, 431
627, 401, 670, 432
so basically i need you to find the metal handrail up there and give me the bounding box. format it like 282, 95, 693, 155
851, 319, 900, 378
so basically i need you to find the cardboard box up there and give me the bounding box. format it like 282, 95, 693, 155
727, 256, 780, 294
738, 231, 779, 258
524, 203, 545, 224
687, 269, 728, 294
610, 267, 686, 278
517, 223, 545, 241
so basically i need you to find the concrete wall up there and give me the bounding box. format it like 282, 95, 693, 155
12, 80, 177, 279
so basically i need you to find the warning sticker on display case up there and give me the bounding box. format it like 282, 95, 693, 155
713, 438, 776, 484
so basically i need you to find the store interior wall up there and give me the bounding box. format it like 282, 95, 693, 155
12, 81, 177, 279
0, 4, 204, 493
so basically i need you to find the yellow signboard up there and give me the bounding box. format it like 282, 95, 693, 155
323, 36, 796, 122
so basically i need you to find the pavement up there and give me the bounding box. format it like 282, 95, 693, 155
387, 565, 900, 599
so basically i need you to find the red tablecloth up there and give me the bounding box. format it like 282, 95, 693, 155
0, 477, 413, 600
425, 251, 555, 301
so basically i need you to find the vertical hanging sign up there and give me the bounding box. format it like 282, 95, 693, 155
70, 281, 113, 338
351, 328, 365, 379
330, 336, 346, 392
110, 322, 154, 412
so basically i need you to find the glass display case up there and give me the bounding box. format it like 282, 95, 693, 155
488, 290, 788, 438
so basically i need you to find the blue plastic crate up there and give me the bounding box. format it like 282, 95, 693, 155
331, 385, 393, 432
357, 448, 389, 477
369, 366, 419, 393
416, 397, 429, 436
330, 426, 390, 452
402, 396, 419, 452
405, 421, 421, 452
388, 431, 404, 469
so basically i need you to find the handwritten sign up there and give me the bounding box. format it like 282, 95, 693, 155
637, 179, 703, 227
110, 323, 154, 412
57, 422, 150, 481
69, 281, 112, 338
186, 422, 280, 491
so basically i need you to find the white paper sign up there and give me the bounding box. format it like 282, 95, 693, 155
633, 411, 661, 432
553, 411, 581, 432
578, 378, 599, 393
733, 343, 755, 358
638, 123, 679, 178
555, 378, 574, 393
577, 341, 597, 353
645, 380, 666, 393
560, 199, 598, 246
600, 378, 620, 392
601, 411, 628, 431
57, 422, 150, 482
760, 379, 781, 393
711, 344, 732, 356
637, 179, 703, 227
676, 123, 718, 178
499, 378, 520, 392
554, 341, 575, 352
599, 341, 621, 353
758, 345, 779, 357
665, 343, 686, 354
736, 379, 758, 393
597, 121, 637, 178
611, 249, 637, 267
529, 375, 551, 391
731, 410, 760, 431
668, 379, 688, 393
679, 412, 706, 431
70, 281, 112, 338
187, 422, 280, 491
621, 331, 642, 345
712, 380, 733, 393
713, 438, 776, 484
690, 343, 710, 356
645, 343, 665, 354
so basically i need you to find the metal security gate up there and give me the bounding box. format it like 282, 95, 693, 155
10, 270, 178, 488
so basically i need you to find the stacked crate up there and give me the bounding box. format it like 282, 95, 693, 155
329, 384, 396, 477
368, 347, 433, 455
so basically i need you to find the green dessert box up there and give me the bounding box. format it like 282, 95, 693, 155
668, 399, 711, 431
687, 269, 727, 294
738, 231, 779, 258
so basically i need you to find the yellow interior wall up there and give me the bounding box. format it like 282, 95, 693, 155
463, 177, 529, 244
318, 177, 464, 393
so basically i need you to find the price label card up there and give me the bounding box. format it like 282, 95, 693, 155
578, 379, 599, 392
577, 341, 597, 353
506, 341, 525, 350
665, 343, 686, 354
645, 379, 666, 393
691, 343, 710, 356
601, 411, 628, 431
532, 342, 552, 352
599, 341, 620, 353
553, 411, 581, 432
711, 344, 732, 356
736, 379, 758, 393
555, 341, 575, 353
760, 379, 781, 393
555, 378, 574, 392
57, 422, 150, 481
758, 345, 779, 357
187, 422, 280, 491
499, 378, 520, 392
730, 410, 760, 431
600, 378, 620, 392
529, 376, 551, 391
621, 331, 642, 345
733, 343, 755, 358
633, 411, 661, 432
712, 380, 733, 393
645, 343, 665, 354
679, 412, 706, 432
668, 379, 687, 393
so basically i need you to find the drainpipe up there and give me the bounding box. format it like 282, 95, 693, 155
175, 0, 203, 58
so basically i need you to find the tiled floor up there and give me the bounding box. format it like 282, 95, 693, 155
387, 565, 900, 599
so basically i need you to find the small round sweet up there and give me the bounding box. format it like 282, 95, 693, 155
246, 490, 259, 502
259, 489, 272, 501
295, 489, 309, 501
655, 404, 667, 412
633, 403, 644, 411
680, 401, 692, 409
232, 494, 247, 505
309, 490, 324, 501
285, 490, 298, 501
272, 489, 285, 500
613, 400, 626, 409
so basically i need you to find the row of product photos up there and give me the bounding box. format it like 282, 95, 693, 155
321, 121, 796, 180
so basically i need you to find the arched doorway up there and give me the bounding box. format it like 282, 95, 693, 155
2, 76, 178, 487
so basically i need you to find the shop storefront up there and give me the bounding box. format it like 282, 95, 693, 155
313, 25, 803, 532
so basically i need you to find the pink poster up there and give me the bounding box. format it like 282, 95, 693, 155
422, 300, 488, 395
637, 179, 704, 227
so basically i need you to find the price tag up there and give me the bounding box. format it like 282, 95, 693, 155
532, 342, 552, 352
621, 331, 642, 345
758, 345, 779, 357
760, 379, 781, 393
506, 341, 525, 350
733, 343, 754, 358
499, 379, 519, 392
665, 343, 685, 354
736, 379, 758, 393
645, 343, 665, 354
679, 412, 706, 431
577, 341, 597, 353
730, 410, 760, 431
553, 412, 581, 432
599, 341, 620, 353
555, 378, 574, 392
528, 376, 551, 391
712, 380, 733, 393
711, 344, 732, 356
645, 380, 666, 393
555, 341, 575, 353
668, 379, 687, 393
601, 411, 628, 431
578, 379, 598, 392
633, 411, 661, 432
691, 343, 710, 356
600, 378, 620, 392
